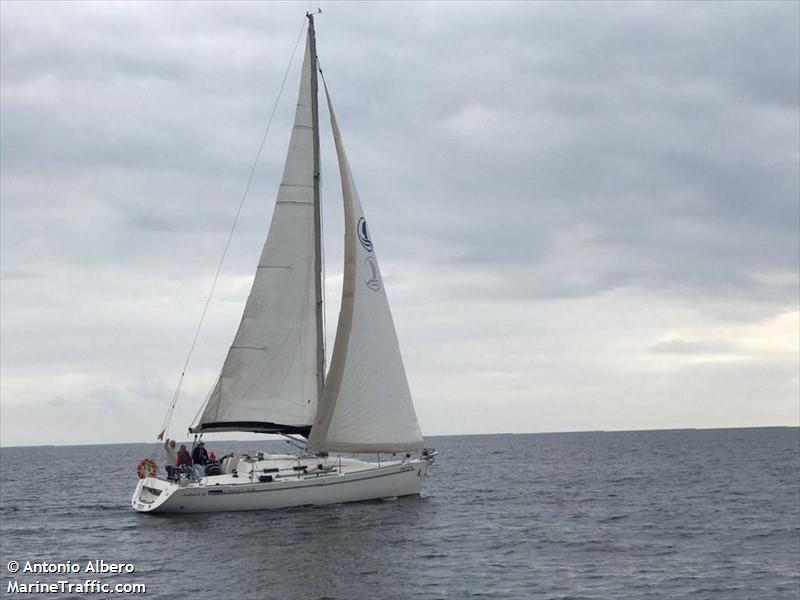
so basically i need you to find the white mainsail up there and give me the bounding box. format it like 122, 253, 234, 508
191, 35, 320, 435
308, 83, 424, 453
190, 25, 422, 450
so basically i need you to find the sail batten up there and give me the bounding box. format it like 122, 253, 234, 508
308, 82, 424, 454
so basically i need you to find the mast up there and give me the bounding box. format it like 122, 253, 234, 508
308, 12, 326, 405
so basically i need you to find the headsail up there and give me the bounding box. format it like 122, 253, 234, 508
308, 82, 424, 453
191, 31, 322, 436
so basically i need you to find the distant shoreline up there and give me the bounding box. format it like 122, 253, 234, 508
1, 425, 796, 449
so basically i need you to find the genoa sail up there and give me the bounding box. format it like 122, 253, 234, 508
191, 34, 321, 436
308, 82, 424, 453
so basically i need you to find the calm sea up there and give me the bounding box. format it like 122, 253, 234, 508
0, 427, 798, 599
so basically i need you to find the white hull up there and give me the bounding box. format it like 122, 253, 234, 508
132, 455, 429, 514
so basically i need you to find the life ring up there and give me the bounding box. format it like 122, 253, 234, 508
136, 459, 158, 479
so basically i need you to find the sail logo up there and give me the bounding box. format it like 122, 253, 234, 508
357, 217, 373, 252
363, 256, 382, 292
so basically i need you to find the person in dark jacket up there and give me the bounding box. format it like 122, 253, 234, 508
192, 441, 210, 477
192, 441, 209, 464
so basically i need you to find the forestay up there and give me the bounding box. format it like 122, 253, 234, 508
191, 36, 319, 436
308, 83, 424, 453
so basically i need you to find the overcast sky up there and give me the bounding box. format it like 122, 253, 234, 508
1, 1, 798, 446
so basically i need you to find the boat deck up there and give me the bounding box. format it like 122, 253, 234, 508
133, 452, 429, 513
161, 453, 406, 488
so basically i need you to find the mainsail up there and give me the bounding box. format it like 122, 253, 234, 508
191, 32, 322, 436
191, 19, 423, 451
308, 83, 424, 453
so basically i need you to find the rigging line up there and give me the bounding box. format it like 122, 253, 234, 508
159, 19, 308, 438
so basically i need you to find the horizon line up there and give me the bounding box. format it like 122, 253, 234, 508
0, 424, 796, 449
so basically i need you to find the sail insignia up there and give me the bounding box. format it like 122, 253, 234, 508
357, 218, 373, 251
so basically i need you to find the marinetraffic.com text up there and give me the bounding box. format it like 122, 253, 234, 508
5, 560, 146, 595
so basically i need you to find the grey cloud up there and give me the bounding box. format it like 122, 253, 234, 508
1, 1, 797, 444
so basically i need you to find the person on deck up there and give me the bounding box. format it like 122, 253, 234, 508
176, 444, 193, 471
192, 441, 209, 464
204, 450, 222, 476
163, 438, 178, 480
192, 441, 210, 477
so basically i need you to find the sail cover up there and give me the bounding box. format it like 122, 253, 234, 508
308, 84, 424, 453
191, 36, 319, 435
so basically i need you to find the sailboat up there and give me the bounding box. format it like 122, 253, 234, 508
131, 14, 434, 514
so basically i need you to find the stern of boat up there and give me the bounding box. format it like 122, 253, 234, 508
131, 477, 179, 513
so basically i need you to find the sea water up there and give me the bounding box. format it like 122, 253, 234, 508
0, 427, 797, 599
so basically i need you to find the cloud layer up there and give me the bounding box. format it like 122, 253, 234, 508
2, 1, 798, 445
